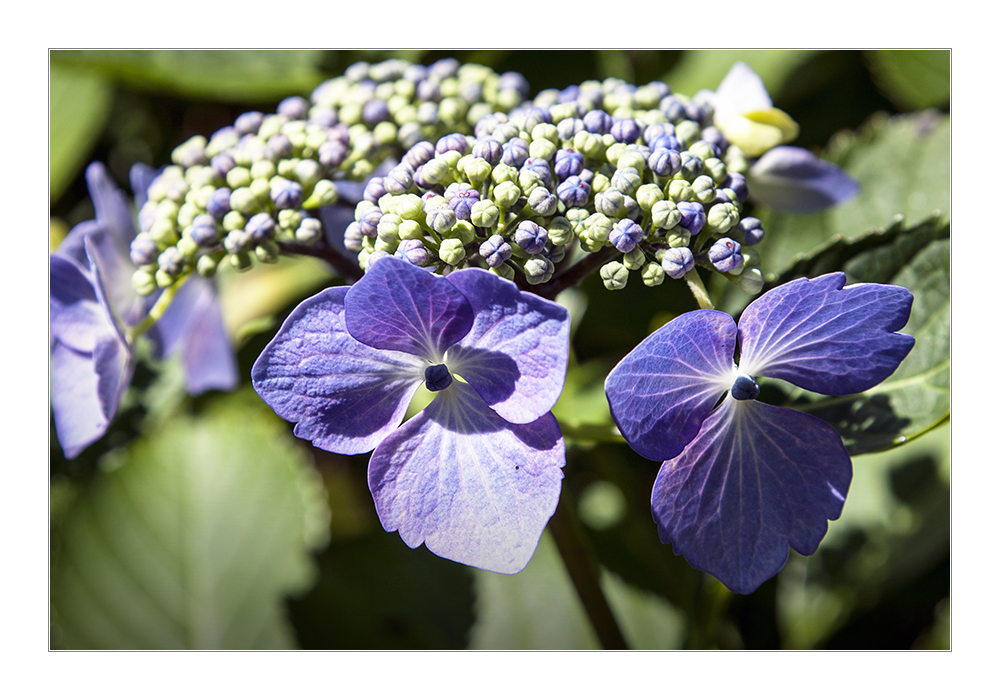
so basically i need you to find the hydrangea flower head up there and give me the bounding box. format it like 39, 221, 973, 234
252, 256, 570, 573
709, 62, 860, 213
604, 273, 914, 593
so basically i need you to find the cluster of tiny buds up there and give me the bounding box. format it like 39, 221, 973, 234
345, 74, 765, 295
128, 57, 531, 295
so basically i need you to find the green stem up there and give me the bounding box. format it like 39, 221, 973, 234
127, 275, 186, 343
684, 268, 715, 310
548, 493, 629, 650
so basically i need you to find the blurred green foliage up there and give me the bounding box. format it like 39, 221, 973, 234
49, 50, 950, 650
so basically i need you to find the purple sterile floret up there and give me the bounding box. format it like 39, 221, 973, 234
747, 146, 861, 213
604, 271, 914, 594
251, 256, 570, 573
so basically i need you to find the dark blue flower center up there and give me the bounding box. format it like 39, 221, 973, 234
424, 363, 453, 392
731, 373, 760, 401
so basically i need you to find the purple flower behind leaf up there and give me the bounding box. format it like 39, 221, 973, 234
604, 272, 914, 594
252, 256, 570, 573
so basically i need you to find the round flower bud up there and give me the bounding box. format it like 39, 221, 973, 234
583, 109, 613, 135
514, 221, 548, 255
600, 260, 629, 290
462, 157, 493, 184
725, 173, 749, 203
157, 246, 186, 276
190, 214, 220, 246
384, 166, 414, 195
611, 167, 642, 197
359, 207, 383, 238
318, 140, 348, 170
737, 267, 764, 295
554, 149, 584, 179
556, 176, 591, 208
480, 234, 513, 268
395, 239, 430, 266
709, 237, 744, 273
707, 202, 740, 234
660, 246, 695, 279
641, 261, 665, 287
226, 166, 252, 190
680, 152, 704, 181
677, 202, 706, 236
255, 240, 280, 264
397, 220, 423, 241
636, 183, 664, 211
472, 137, 503, 166
129, 235, 159, 267
692, 175, 717, 204
439, 238, 466, 266
222, 211, 246, 233
524, 256, 555, 285
547, 217, 573, 247
526, 187, 557, 217
211, 152, 237, 179
471, 199, 501, 228
376, 213, 402, 242
272, 180, 304, 210
596, 189, 626, 218
493, 181, 521, 209
279, 209, 303, 233
224, 228, 252, 255
449, 189, 481, 220
196, 254, 220, 278
609, 219, 644, 253
611, 117, 642, 144
302, 179, 338, 209
650, 200, 680, 230
229, 187, 258, 215
246, 212, 276, 244
501, 138, 530, 168
172, 135, 208, 168
344, 222, 364, 251
736, 217, 765, 246
623, 247, 646, 271
132, 268, 157, 296
425, 204, 457, 234
647, 148, 681, 177
667, 228, 691, 249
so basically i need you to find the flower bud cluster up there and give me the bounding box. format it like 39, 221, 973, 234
128, 57, 531, 295
345, 74, 765, 294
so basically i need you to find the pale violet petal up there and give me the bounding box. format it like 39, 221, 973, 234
51, 342, 109, 459
252, 287, 425, 455
605, 309, 737, 462
368, 381, 564, 574
713, 61, 773, 120
445, 268, 570, 424
652, 397, 852, 595
748, 146, 860, 213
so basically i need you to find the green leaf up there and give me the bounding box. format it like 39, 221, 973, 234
775, 216, 950, 454
50, 64, 114, 201
50, 50, 329, 102
50, 390, 330, 649
756, 111, 950, 280
663, 50, 822, 98
865, 50, 950, 110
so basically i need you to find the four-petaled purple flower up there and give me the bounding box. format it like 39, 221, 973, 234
251, 256, 570, 573
604, 273, 914, 594
50, 162, 238, 459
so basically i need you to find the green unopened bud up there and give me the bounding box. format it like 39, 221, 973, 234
611, 167, 642, 197
196, 254, 219, 278
250, 160, 276, 181
566, 208, 589, 236
132, 268, 157, 296
531, 123, 559, 144
156, 199, 180, 223
492, 163, 519, 184
373, 121, 398, 145
595, 189, 625, 218
439, 238, 466, 266
228, 252, 253, 271
295, 218, 323, 245
302, 179, 338, 209
176, 235, 199, 259
600, 260, 629, 290
176, 202, 200, 229
295, 159, 323, 190
150, 219, 178, 246
223, 211, 247, 232
528, 138, 556, 161
573, 131, 605, 159
227, 166, 252, 190
493, 181, 521, 209
395, 194, 424, 220
448, 220, 476, 245
584, 212, 614, 243
155, 268, 176, 288
667, 179, 694, 202
641, 261, 665, 287
591, 171, 611, 195
524, 256, 555, 285
250, 177, 271, 203
258, 114, 288, 141
676, 120, 701, 145
422, 158, 451, 186
737, 267, 763, 295
692, 175, 716, 204
704, 157, 728, 184
707, 202, 740, 234
689, 140, 716, 161
376, 213, 402, 243
547, 217, 573, 247
463, 156, 493, 184
636, 183, 665, 211
398, 219, 424, 240
255, 240, 279, 263
617, 150, 647, 173
229, 187, 258, 215
277, 158, 300, 179
171, 135, 207, 167
667, 228, 691, 248
491, 262, 515, 281
651, 200, 680, 230
605, 142, 626, 167
623, 247, 646, 271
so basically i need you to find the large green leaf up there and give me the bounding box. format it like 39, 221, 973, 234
865, 50, 950, 110
50, 390, 329, 649
50, 63, 114, 201
50, 50, 328, 102
756, 110, 950, 279
773, 216, 950, 454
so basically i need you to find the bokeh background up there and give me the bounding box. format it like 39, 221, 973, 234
49, 49, 950, 650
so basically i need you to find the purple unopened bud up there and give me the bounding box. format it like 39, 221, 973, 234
272, 181, 303, 210
417, 79, 442, 102
234, 111, 264, 135
436, 133, 469, 155
266, 133, 294, 161
479, 234, 512, 268
709, 237, 743, 272
647, 148, 681, 177
308, 105, 338, 128
207, 187, 232, 220
724, 173, 749, 203
430, 57, 460, 80
363, 177, 387, 203
130, 236, 159, 266
660, 246, 694, 279
514, 221, 548, 254
246, 212, 276, 244
609, 219, 645, 253
190, 214, 220, 246
211, 153, 237, 179
522, 158, 553, 186
700, 126, 729, 151
404, 141, 436, 170
643, 122, 675, 145
554, 149, 585, 179
556, 176, 591, 208
449, 189, 481, 220
384, 166, 414, 195
472, 138, 503, 166
677, 202, 706, 236
685, 101, 711, 126
583, 109, 613, 135
516, 105, 550, 132
359, 207, 383, 238
363, 99, 391, 126
395, 239, 430, 266
158, 246, 186, 275
278, 96, 309, 120
649, 134, 682, 152
611, 118, 642, 144
498, 71, 530, 98
501, 138, 530, 168
737, 217, 765, 246
658, 96, 686, 122
318, 140, 348, 170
